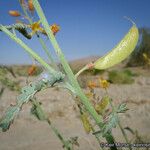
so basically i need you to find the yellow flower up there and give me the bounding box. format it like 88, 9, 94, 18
87, 81, 97, 89
99, 77, 109, 89
41, 24, 60, 35
51, 24, 60, 35
28, 0, 34, 12
31, 21, 41, 32
41, 24, 60, 36
30, 20, 43, 36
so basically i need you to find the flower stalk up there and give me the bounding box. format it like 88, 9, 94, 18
19, 0, 58, 69
75, 62, 94, 78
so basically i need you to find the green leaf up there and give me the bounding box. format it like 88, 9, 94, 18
117, 103, 129, 113
94, 25, 139, 70
0, 105, 20, 132
102, 114, 119, 136
93, 113, 119, 137
0, 72, 65, 132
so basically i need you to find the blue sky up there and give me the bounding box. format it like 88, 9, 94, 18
0, 0, 150, 64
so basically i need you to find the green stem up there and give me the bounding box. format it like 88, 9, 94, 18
47, 120, 72, 150
91, 124, 104, 150
75, 65, 88, 78
109, 98, 132, 150
33, 0, 102, 124
37, 36, 58, 69
17, 1, 36, 63
33, 1, 117, 149
118, 120, 132, 150
19, 0, 33, 24
0, 26, 56, 75
31, 99, 72, 150
75, 62, 94, 78
78, 104, 103, 150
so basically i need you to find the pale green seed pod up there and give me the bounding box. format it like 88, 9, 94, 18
94, 25, 139, 70
80, 113, 92, 133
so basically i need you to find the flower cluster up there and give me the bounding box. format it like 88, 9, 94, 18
87, 77, 109, 89
8, 0, 60, 76
8, 0, 60, 37
85, 77, 110, 115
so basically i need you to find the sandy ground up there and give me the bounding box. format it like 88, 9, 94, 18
0, 70, 150, 150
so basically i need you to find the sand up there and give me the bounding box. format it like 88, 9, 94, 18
0, 71, 150, 150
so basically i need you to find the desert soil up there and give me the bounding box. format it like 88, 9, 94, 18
0, 67, 150, 150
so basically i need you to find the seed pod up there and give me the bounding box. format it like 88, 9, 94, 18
80, 113, 92, 133
94, 24, 139, 70
28, 0, 34, 11
9, 10, 21, 17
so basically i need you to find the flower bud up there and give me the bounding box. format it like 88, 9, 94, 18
50, 24, 60, 35
9, 10, 21, 17
28, 0, 34, 11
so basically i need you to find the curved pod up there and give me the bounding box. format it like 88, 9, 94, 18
94, 25, 139, 70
